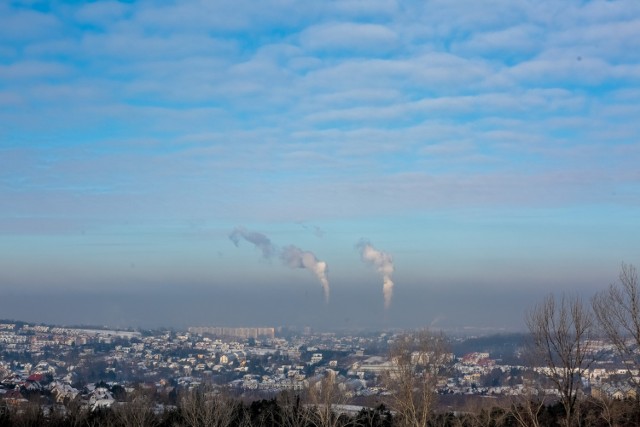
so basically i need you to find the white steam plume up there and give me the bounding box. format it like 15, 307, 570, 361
281, 245, 330, 303
357, 239, 394, 310
228, 227, 329, 304
229, 226, 276, 259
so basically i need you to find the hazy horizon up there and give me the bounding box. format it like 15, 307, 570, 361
0, 278, 604, 332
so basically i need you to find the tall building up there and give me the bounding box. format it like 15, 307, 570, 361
188, 326, 275, 340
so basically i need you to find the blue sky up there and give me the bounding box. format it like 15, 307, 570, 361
1, 0, 639, 329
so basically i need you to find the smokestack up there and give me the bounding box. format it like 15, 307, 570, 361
228, 226, 276, 259
281, 245, 330, 303
357, 239, 395, 310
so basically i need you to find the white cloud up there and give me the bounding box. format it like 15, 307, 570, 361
0, 92, 23, 107
0, 60, 71, 79
328, 0, 397, 18
300, 22, 398, 53
82, 32, 237, 61
505, 52, 612, 85
0, 5, 61, 41
453, 24, 545, 57
554, 18, 640, 61
75, 1, 130, 26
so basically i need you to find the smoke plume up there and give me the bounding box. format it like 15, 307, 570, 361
229, 227, 330, 304
228, 226, 276, 259
281, 245, 330, 303
357, 239, 395, 310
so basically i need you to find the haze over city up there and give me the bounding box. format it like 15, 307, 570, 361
1, 0, 639, 330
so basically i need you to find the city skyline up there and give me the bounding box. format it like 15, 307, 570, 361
1, 0, 640, 329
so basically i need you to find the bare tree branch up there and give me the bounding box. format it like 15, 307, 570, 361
178, 387, 236, 427
384, 330, 450, 427
526, 293, 596, 427
593, 263, 640, 386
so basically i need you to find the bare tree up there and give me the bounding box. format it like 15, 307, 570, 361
509, 377, 547, 427
112, 392, 159, 427
61, 398, 92, 427
461, 397, 509, 427
587, 394, 620, 427
11, 400, 46, 427
237, 405, 256, 427
278, 391, 312, 427
593, 263, 640, 382
350, 405, 391, 427
384, 330, 450, 427
307, 371, 347, 427
526, 293, 596, 427
275, 391, 308, 427
178, 387, 236, 427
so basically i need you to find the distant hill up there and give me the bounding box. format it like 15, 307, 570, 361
451, 333, 528, 364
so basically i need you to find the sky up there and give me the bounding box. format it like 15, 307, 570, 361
1, 0, 640, 331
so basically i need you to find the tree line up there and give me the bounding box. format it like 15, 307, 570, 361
523, 262, 640, 427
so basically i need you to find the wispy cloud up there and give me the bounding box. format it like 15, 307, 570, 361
300, 22, 398, 54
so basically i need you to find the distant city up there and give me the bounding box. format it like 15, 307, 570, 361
0, 319, 634, 419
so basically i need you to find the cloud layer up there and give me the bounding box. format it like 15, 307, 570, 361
1, 0, 639, 226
